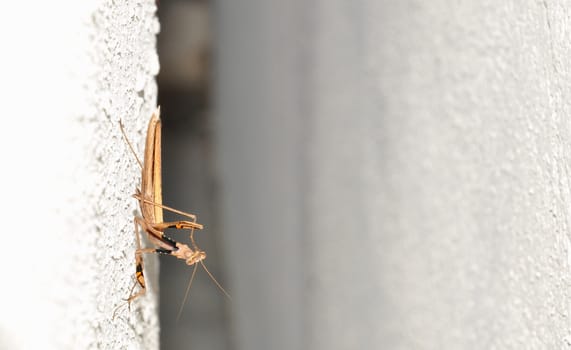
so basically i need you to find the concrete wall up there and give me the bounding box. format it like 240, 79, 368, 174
215, 0, 571, 349
0, 1, 160, 348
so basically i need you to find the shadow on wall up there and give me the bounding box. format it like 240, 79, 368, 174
156, 1, 230, 350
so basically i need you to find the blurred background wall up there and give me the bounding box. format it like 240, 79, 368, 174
156, 1, 229, 349
158, 0, 571, 349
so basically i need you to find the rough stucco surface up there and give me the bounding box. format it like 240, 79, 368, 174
87, 2, 161, 348
216, 0, 571, 349
0, 1, 159, 349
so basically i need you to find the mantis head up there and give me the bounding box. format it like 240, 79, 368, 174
187, 249, 206, 265
173, 244, 206, 265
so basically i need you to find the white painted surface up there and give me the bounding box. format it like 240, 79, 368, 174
215, 0, 571, 349
0, 1, 159, 349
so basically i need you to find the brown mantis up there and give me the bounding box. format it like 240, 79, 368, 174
114, 106, 229, 319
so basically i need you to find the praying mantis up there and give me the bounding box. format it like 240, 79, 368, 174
114, 106, 228, 319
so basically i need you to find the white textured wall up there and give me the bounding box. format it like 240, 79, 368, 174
216, 0, 571, 349
0, 1, 160, 349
